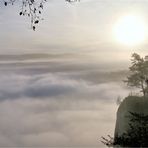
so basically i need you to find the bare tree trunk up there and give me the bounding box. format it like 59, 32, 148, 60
141, 80, 145, 96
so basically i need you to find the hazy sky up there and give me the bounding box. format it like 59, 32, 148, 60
1, 0, 148, 55
0, 0, 148, 147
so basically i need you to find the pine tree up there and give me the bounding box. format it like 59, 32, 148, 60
125, 53, 148, 96
114, 112, 148, 147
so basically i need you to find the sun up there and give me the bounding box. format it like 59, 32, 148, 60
113, 15, 146, 46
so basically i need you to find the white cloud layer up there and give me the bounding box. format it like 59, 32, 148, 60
0, 55, 130, 147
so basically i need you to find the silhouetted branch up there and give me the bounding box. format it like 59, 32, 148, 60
101, 135, 114, 147
3, 0, 80, 30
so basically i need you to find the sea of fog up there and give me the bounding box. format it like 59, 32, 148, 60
0, 53, 130, 147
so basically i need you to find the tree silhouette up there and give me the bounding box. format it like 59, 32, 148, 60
102, 112, 148, 147
114, 112, 148, 147
3, 0, 80, 30
125, 53, 148, 96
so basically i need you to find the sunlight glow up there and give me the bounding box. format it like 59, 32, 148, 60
114, 15, 146, 46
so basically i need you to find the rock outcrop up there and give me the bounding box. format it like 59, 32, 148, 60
114, 96, 148, 139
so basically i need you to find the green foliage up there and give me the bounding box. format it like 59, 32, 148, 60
114, 112, 148, 147
125, 53, 148, 96
102, 112, 148, 147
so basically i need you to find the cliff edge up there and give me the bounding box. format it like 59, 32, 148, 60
114, 96, 148, 139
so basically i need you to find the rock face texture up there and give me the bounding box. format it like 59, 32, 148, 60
114, 96, 148, 139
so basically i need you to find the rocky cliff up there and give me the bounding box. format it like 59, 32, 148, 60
114, 96, 148, 139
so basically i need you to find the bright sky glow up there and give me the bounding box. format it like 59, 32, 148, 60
114, 15, 146, 46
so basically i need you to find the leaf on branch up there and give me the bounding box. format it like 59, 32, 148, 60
34, 20, 39, 24
4, 2, 7, 6
33, 26, 35, 31
4, 0, 79, 30
19, 12, 23, 15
